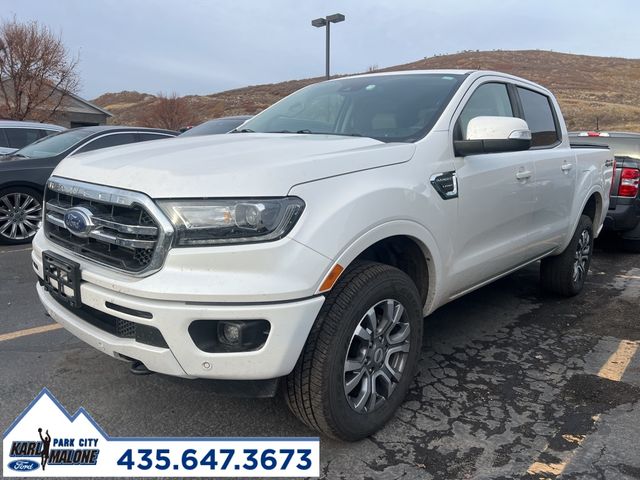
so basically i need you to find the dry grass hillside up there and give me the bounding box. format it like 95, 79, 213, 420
93, 50, 640, 132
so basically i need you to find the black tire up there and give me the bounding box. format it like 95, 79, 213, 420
0, 186, 43, 245
284, 260, 423, 441
540, 214, 593, 297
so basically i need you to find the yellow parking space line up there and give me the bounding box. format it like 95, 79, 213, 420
562, 434, 585, 444
527, 461, 565, 476
598, 340, 639, 382
616, 275, 640, 280
525, 339, 638, 478
526, 433, 588, 478
0, 323, 62, 342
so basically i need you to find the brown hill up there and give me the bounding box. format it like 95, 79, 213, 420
92, 50, 640, 132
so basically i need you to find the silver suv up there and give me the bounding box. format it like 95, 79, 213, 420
0, 120, 65, 155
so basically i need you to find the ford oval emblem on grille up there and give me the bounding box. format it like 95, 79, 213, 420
63, 207, 94, 238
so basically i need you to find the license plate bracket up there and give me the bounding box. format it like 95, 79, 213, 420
42, 250, 82, 308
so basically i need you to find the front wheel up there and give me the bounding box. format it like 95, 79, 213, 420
540, 214, 594, 296
0, 187, 43, 245
284, 261, 423, 441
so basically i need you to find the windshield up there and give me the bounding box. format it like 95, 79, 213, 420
241, 73, 464, 143
14, 129, 95, 159
181, 118, 249, 137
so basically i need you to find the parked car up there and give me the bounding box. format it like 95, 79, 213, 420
0, 120, 65, 155
33, 71, 613, 440
569, 131, 640, 251
0, 126, 177, 244
179, 115, 252, 137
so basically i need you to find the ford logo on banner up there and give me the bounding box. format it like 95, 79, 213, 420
63, 207, 94, 238
8, 459, 39, 472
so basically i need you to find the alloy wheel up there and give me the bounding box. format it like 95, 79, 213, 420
343, 299, 411, 413
573, 228, 591, 284
0, 193, 42, 240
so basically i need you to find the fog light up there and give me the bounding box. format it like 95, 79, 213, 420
221, 322, 241, 345
189, 320, 271, 353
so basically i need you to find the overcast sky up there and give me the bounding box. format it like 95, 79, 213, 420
4, 0, 639, 99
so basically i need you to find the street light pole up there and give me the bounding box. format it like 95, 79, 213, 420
311, 13, 345, 80
325, 20, 330, 80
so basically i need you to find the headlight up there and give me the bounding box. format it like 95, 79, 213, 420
157, 197, 305, 246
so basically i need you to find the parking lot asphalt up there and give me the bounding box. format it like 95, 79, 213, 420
1, 241, 639, 480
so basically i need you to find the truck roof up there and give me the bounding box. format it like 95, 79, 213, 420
340, 69, 553, 95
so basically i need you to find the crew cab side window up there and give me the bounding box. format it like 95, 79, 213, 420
76, 133, 137, 154
516, 87, 559, 147
456, 83, 514, 139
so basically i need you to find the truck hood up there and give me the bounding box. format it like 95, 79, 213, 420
52, 133, 415, 197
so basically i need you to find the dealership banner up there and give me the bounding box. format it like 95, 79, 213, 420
3, 389, 319, 477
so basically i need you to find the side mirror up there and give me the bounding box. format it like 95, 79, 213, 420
454, 116, 532, 156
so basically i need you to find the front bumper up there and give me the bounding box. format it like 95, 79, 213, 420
32, 231, 327, 380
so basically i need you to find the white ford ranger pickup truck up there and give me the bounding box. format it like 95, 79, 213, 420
33, 70, 614, 440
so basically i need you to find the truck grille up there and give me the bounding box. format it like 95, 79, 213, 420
43, 177, 173, 275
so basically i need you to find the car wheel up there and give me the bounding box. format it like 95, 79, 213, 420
285, 260, 423, 441
540, 214, 593, 297
0, 187, 43, 245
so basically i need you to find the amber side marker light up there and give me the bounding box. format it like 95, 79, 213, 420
319, 264, 345, 292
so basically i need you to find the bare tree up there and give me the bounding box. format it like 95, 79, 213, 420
0, 17, 80, 121
142, 92, 197, 130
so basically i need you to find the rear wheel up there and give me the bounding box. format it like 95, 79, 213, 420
0, 187, 43, 245
540, 214, 593, 296
285, 260, 423, 441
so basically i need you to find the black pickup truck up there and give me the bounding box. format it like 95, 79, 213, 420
570, 131, 640, 252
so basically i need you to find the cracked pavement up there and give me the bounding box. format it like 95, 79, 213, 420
1, 240, 639, 479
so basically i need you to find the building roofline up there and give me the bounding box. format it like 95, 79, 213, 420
67, 91, 113, 117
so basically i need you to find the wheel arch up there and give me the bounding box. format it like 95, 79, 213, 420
581, 191, 603, 228
0, 181, 46, 196
555, 188, 604, 255
316, 220, 442, 315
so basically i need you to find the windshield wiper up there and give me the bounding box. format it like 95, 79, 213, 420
230, 128, 255, 133
266, 129, 313, 134
11, 153, 29, 159
255, 129, 370, 138
301, 131, 367, 138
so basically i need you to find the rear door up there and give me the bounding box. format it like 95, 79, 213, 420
449, 80, 537, 296
515, 86, 574, 255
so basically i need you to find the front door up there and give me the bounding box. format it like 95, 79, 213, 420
448, 81, 537, 297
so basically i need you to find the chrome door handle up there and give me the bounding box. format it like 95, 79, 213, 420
516, 170, 532, 180
561, 163, 574, 171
